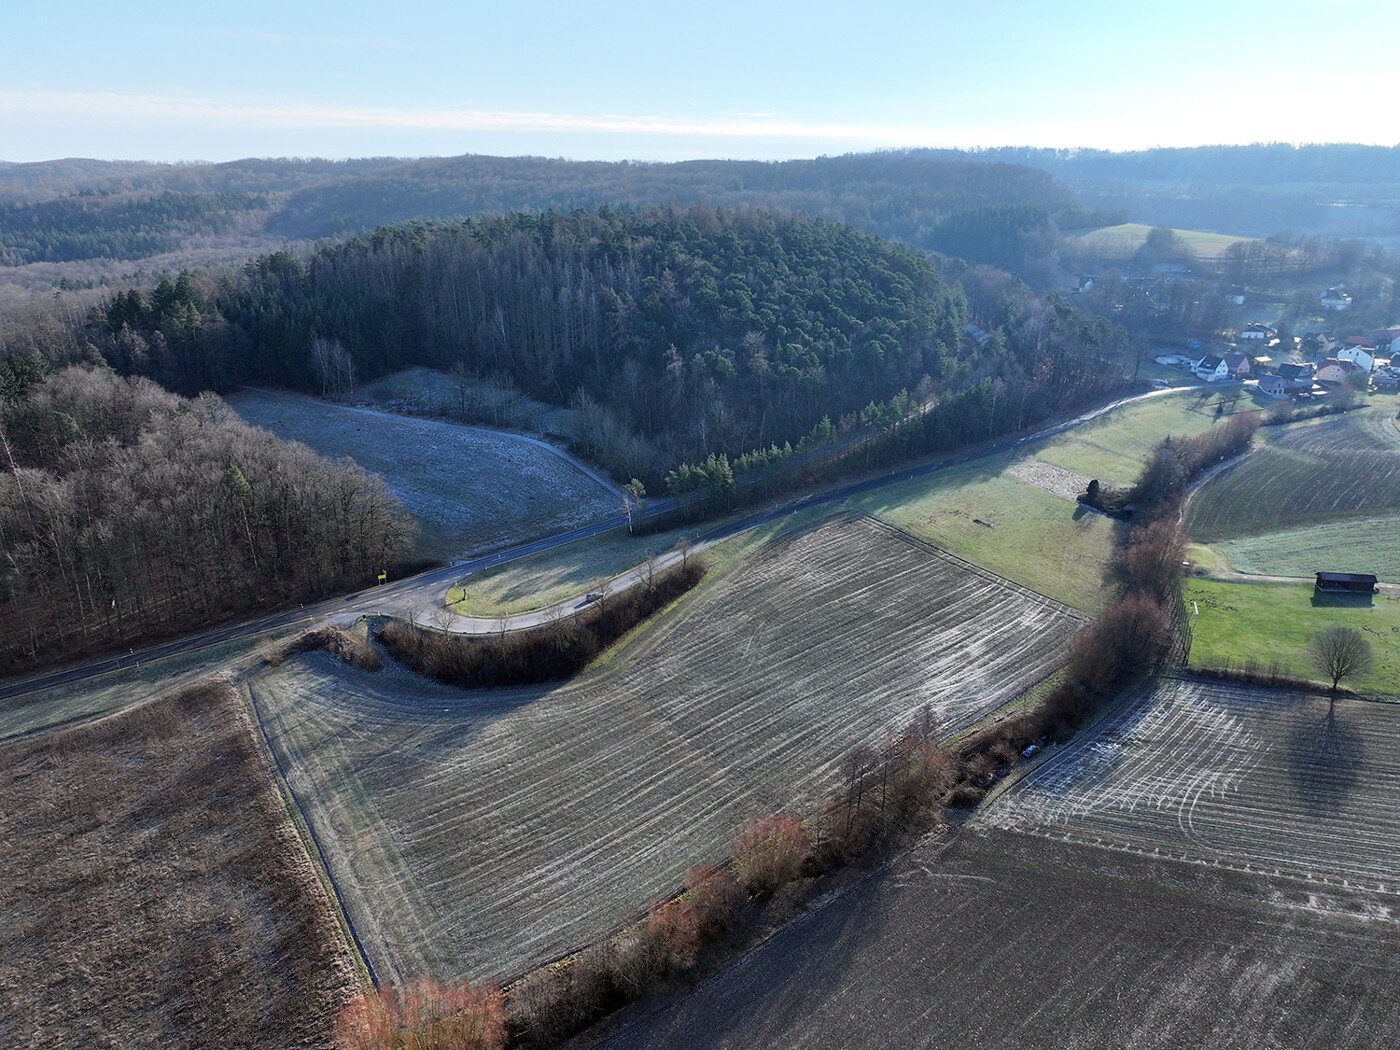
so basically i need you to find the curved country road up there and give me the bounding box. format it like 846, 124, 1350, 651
0, 386, 1192, 704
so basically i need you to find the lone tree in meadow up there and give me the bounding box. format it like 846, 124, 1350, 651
1308, 627, 1373, 693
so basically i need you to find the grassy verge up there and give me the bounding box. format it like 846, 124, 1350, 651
852, 459, 1120, 613
1184, 576, 1400, 695
1033, 389, 1250, 483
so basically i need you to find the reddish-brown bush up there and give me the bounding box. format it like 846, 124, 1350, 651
732, 813, 809, 896
336, 979, 506, 1050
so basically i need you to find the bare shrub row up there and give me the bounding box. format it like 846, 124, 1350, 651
268, 624, 383, 671
377, 559, 706, 688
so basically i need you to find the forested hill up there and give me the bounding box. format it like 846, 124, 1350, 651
0, 152, 1082, 277
86, 205, 1133, 483
922, 144, 1400, 241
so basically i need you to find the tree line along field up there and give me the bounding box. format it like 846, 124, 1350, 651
248, 516, 1084, 984
225, 386, 620, 561
593, 827, 1400, 1050
0, 680, 353, 1048
1184, 407, 1400, 543
981, 676, 1400, 892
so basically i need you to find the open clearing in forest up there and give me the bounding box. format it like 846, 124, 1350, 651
1067, 222, 1256, 261
982, 677, 1400, 888
1185, 407, 1400, 542
225, 386, 618, 560
249, 516, 1083, 983
594, 828, 1400, 1050
0, 681, 352, 1049
1183, 577, 1400, 694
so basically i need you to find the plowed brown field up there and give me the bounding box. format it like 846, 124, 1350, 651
249, 517, 1083, 983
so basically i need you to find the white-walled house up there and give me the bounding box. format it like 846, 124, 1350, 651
1194, 354, 1230, 382
1320, 288, 1353, 311
1238, 321, 1277, 343
1337, 346, 1377, 373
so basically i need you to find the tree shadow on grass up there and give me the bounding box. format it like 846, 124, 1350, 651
1287, 701, 1365, 817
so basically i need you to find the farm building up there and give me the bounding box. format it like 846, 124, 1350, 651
1315, 572, 1378, 594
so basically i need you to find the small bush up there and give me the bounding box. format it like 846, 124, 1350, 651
337, 979, 506, 1050
269, 624, 381, 671
732, 813, 809, 896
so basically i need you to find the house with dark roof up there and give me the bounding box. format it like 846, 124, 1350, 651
1193, 354, 1229, 382
1222, 352, 1251, 377
1320, 288, 1353, 311
1276, 362, 1315, 391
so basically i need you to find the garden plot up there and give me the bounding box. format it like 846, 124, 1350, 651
1185, 409, 1400, 542
982, 677, 1400, 891
249, 516, 1083, 983
225, 386, 619, 559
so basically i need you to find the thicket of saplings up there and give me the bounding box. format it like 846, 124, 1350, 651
0, 366, 414, 671
377, 558, 707, 688
337, 421, 1260, 1049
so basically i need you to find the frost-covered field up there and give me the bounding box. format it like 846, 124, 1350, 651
248, 517, 1083, 983
982, 677, 1400, 891
1185, 409, 1400, 542
225, 387, 618, 559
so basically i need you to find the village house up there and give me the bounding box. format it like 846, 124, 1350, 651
1237, 321, 1277, 343
1368, 327, 1400, 355
1257, 374, 1290, 399
1315, 358, 1363, 385
1320, 288, 1353, 311
1275, 362, 1316, 393
1193, 354, 1230, 382
1222, 352, 1252, 378
1337, 345, 1377, 373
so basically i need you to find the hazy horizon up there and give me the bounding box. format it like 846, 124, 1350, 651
5, 0, 1397, 164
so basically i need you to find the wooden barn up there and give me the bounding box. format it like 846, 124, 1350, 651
1315, 572, 1379, 594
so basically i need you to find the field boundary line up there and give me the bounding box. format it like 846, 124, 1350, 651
240, 677, 378, 989
866, 514, 1090, 623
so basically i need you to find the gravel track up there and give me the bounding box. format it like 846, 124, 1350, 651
248, 517, 1084, 983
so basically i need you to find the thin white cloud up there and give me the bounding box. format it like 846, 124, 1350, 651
0, 89, 929, 144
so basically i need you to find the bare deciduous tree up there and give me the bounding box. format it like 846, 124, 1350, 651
1308, 626, 1373, 693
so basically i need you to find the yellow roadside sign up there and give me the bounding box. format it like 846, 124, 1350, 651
377, 571, 387, 583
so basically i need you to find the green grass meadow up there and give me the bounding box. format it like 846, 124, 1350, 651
1033, 390, 1252, 485
1185, 577, 1400, 695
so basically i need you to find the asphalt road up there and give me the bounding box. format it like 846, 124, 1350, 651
0, 386, 1184, 703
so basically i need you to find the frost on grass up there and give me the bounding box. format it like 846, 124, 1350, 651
983, 677, 1400, 890
225, 386, 618, 559
251, 516, 1084, 982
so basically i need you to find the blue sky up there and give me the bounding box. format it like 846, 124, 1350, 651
3, 0, 1397, 162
